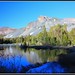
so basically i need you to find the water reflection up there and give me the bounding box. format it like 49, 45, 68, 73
0, 45, 31, 72
0, 45, 68, 73
24, 49, 42, 64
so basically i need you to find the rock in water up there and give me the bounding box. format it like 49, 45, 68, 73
26, 62, 67, 73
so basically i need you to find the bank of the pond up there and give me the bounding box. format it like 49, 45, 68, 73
20, 45, 75, 52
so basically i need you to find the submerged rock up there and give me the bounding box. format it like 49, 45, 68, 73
26, 62, 67, 73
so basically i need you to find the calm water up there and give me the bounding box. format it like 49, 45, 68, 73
0, 44, 68, 73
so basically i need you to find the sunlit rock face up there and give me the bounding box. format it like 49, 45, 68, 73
4, 16, 75, 38
62, 18, 75, 31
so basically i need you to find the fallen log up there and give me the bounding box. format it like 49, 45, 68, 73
20, 45, 75, 52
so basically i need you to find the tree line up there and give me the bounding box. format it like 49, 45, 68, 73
0, 24, 75, 46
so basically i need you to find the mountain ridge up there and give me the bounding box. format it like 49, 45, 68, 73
0, 27, 17, 36
1, 16, 75, 38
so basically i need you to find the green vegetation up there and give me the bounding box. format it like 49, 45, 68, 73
0, 24, 75, 46
1, 24, 74, 62
22, 24, 74, 46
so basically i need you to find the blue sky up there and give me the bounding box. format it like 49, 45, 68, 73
0, 2, 75, 29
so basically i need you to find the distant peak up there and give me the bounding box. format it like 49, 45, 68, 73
63, 18, 75, 22
38, 16, 59, 22
38, 16, 51, 22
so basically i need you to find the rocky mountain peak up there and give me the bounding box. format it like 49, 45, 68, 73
3, 16, 75, 38
38, 16, 51, 22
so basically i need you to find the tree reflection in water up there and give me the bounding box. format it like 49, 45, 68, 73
0, 45, 68, 73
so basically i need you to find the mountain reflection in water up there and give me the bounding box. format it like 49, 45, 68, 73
0, 45, 68, 73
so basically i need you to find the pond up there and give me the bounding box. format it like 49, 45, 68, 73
0, 44, 69, 73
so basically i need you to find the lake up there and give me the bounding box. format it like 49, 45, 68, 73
0, 44, 69, 73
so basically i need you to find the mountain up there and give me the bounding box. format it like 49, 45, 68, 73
0, 27, 17, 36
4, 16, 75, 38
